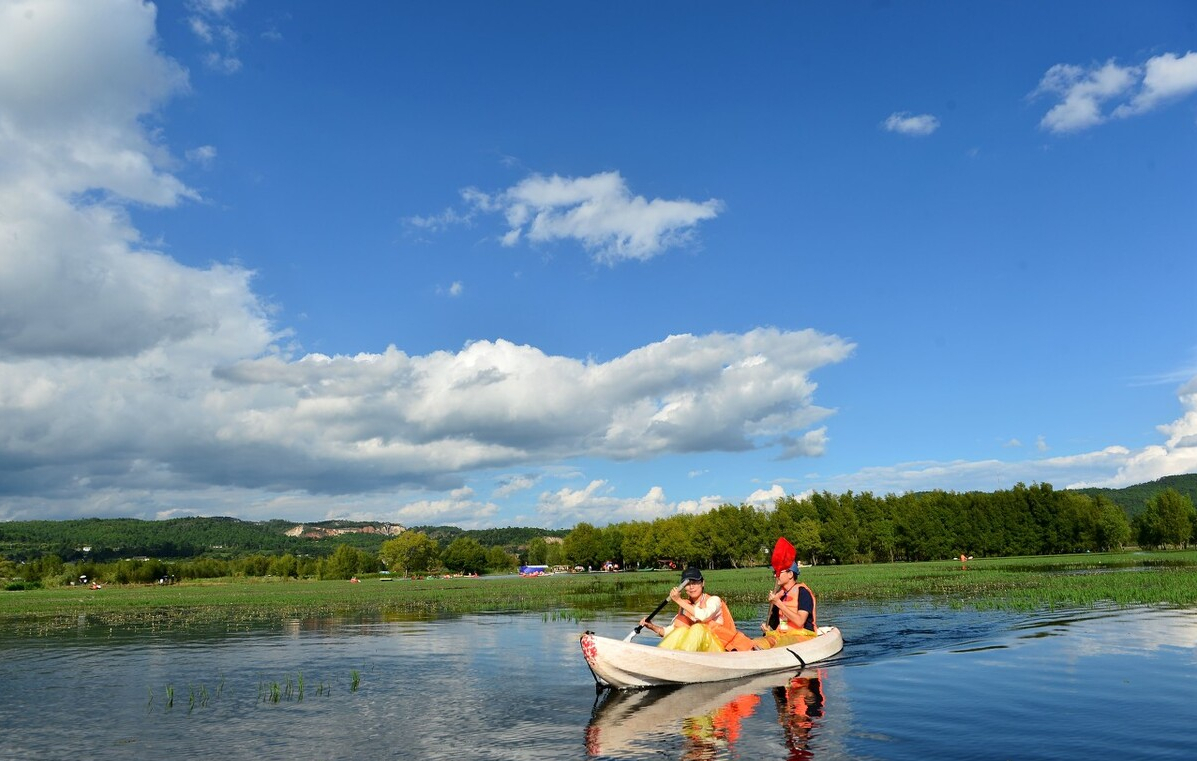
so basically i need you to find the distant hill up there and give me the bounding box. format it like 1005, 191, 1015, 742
1066, 473, 1197, 517
0, 516, 568, 562
2, 475, 1193, 561
0, 516, 418, 562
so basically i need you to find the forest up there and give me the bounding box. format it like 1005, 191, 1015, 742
1, 476, 1193, 588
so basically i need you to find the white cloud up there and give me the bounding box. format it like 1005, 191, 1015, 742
393, 488, 501, 529
745, 484, 785, 508
780, 426, 828, 458
463, 171, 724, 264
188, 17, 213, 44
493, 474, 539, 499
0, 0, 269, 361
187, 144, 217, 167
801, 374, 1197, 495
1034, 52, 1197, 133
1113, 51, 1197, 117
0, 1, 850, 525
1036, 435, 1049, 452
1073, 375, 1197, 488
187, 0, 243, 75
535, 481, 725, 526
883, 112, 940, 136
204, 51, 242, 74
405, 206, 475, 232
191, 0, 243, 15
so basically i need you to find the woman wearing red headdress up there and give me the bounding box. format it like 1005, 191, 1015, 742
755, 539, 818, 649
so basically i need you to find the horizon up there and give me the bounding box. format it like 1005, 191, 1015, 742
1, 1, 1194, 530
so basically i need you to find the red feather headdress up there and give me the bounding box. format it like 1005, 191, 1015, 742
770, 537, 796, 577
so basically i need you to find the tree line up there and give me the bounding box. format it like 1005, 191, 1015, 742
2, 481, 1193, 589
547, 484, 1194, 571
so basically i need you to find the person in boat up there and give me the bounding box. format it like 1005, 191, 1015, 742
754, 561, 817, 649
638, 566, 757, 652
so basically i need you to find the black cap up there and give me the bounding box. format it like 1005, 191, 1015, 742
680, 566, 704, 584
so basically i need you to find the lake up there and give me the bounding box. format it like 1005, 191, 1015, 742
1, 602, 1194, 760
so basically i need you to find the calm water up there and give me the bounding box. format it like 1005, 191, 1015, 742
1, 602, 1194, 760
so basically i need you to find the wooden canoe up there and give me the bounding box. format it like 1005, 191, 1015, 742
580, 625, 843, 689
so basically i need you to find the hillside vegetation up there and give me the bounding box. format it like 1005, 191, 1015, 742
1, 477, 1193, 589
1066, 473, 1197, 517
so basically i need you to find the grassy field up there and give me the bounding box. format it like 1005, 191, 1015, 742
2, 550, 1195, 635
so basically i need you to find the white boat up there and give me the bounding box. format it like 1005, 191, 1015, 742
580, 625, 843, 689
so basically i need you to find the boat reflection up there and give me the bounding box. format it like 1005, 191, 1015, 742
586, 669, 826, 759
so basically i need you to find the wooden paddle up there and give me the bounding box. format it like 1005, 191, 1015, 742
624, 583, 683, 642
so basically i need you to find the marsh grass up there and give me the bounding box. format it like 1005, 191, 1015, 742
3, 551, 1194, 635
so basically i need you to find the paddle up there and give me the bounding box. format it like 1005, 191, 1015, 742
624, 583, 683, 642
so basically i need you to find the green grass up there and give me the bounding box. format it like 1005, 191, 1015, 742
2, 550, 1195, 635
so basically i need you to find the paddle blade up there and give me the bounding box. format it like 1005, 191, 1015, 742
771, 537, 796, 576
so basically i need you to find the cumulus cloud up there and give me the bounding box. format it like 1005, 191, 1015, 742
493, 474, 539, 499
0, 1, 851, 525
393, 487, 501, 529
1034, 51, 1197, 133
0, 0, 271, 361
535, 481, 725, 526
883, 112, 940, 136
744, 484, 786, 508
460, 171, 724, 264
1072, 375, 1197, 488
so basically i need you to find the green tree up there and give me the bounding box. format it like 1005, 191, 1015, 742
544, 540, 566, 568
654, 516, 697, 568
485, 546, 517, 572
700, 504, 760, 568
526, 537, 548, 565
441, 537, 487, 574
320, 544, 376, 579
379, 531, 440, 576
26, 554, 63, 583
619, 521, 656, 569
268, 553, 299, 578
562, 523, 603, 569
1093, 496, 1132, 550
1137, 488, 1195, 548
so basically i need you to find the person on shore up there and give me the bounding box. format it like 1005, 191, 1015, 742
755, 561, 817, 649
638, 566, 757, 652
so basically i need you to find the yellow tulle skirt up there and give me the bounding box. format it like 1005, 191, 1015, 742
658, 623, 725, 652
753, 627, 818, 650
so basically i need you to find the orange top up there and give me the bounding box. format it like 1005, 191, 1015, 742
673, 593, 758, 651
773, 582, 817, 632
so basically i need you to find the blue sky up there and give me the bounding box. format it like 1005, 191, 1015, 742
1, 0, 1194, 529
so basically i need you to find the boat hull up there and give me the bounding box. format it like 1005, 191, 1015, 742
580, 626, 843, 689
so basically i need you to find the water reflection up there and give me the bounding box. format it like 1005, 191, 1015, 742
586, 669, 826, 760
